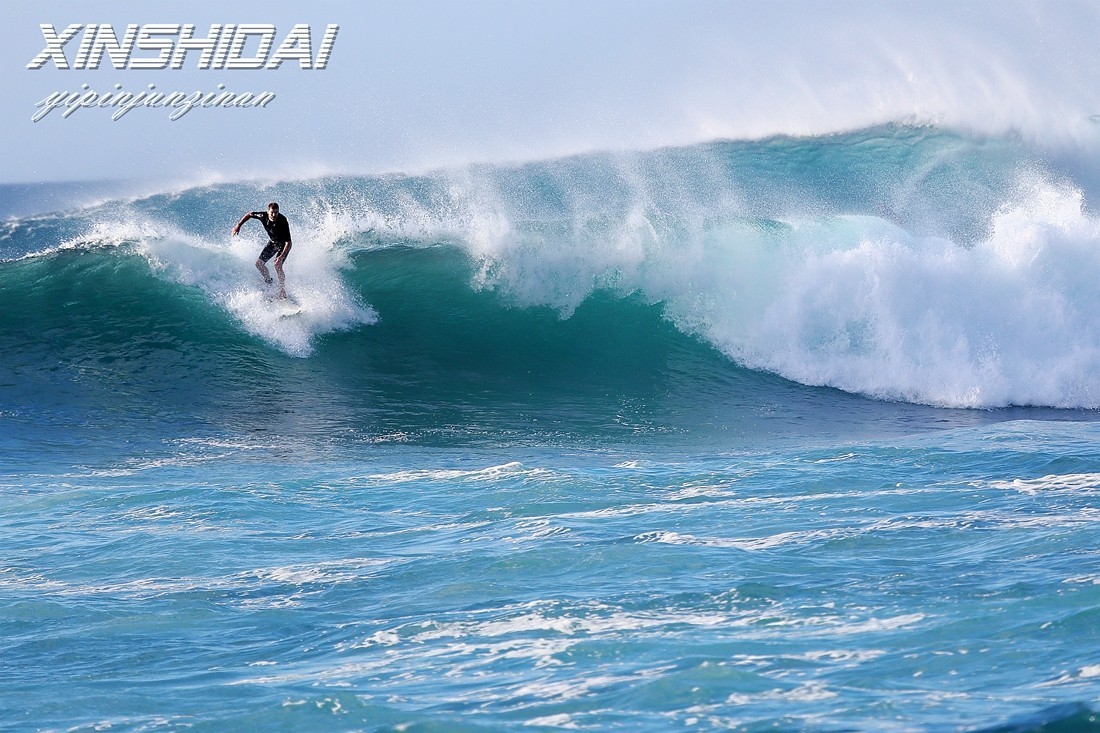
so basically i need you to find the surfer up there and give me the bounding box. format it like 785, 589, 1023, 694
232, 202, 292, 299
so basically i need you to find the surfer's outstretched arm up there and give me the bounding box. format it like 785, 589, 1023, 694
231, 212, 252, 236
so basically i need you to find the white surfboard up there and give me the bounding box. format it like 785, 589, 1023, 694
269, 295, 302, 317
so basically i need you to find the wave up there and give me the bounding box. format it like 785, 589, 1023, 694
3, 125, 1100, 409
972, 703, 1100, 733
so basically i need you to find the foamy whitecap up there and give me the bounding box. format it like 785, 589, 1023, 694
987, 472, 1100, 494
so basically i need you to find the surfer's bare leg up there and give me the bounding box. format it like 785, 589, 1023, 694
273, 246, 290, 299
255, 259, 274, 285
273, 258, 287, 299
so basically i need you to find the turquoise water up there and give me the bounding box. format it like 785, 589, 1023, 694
2, 126, 1100, 731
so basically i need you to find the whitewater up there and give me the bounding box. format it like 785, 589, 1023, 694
2, 124, 1100, 732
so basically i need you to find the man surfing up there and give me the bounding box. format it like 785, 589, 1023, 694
232, 202, 292, 299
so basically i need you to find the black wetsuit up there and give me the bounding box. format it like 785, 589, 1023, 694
248, 211, 292, 262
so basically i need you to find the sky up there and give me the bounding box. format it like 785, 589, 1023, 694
2, 0, 1099, 184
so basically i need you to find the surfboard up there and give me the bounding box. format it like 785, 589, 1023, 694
268, 294, 302, 317
277, 305, 302, 318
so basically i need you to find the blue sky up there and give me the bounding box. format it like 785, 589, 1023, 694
3, 0, 1098, 184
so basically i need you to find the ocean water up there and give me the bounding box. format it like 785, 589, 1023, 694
2, 125, 1100, 732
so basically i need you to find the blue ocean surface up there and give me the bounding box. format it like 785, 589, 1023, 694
2, 126, 1100, 732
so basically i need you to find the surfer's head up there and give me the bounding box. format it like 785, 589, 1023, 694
267, 202, 279, 218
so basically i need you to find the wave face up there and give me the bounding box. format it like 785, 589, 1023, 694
3, 125, 1100, 413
